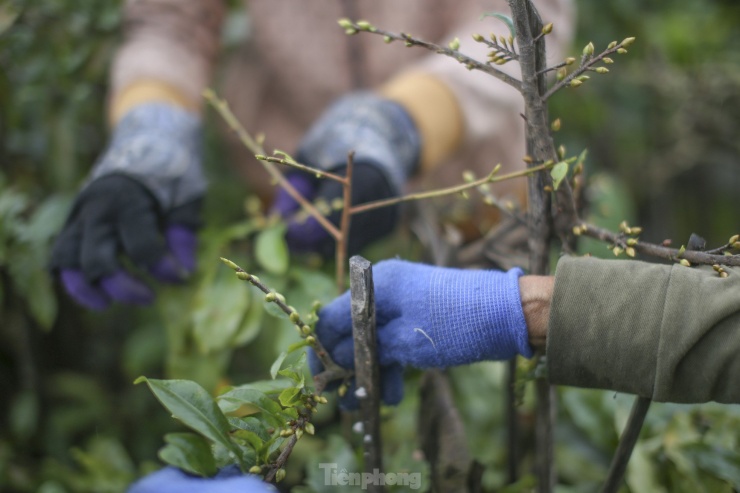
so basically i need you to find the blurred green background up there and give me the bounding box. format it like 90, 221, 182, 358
1, 1, 739, 492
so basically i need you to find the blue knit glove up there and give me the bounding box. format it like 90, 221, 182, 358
50, 103, 204, 310
272, 92, 420, 256
312, 260, 533, 408
128, 466, 275, 493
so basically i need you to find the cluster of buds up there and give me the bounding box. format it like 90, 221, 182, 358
471, 30, 518, 66
713, 264, 730, 278
337, 18, 375, 36
729, 234, 740, 250
619, 220, 642, 236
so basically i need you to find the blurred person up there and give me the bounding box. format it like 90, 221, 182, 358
49, 0, 575, 311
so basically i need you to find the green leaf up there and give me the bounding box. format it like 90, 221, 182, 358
135, 378, 242, 462
287, 340, 309, 353
255, 223, 289, 275
271, 352, 288, 379
225, 379, 294, 396
192, 267, 252, 353
228, 416, 270, 442
231, 298, 264, 347
550, 161, 569, 190
231, 429, 265, 451
278, 387, 302, 408
217, 388, 285, 428
158, 432, 217, 477
480, 12, 516, 38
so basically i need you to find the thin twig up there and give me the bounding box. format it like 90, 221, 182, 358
350, 161, 562, 215
543, 42, 629, 101
335, 152, 355, 292
219, 258, 351, 390
255, 155, 349, 184
345, 22, 522, 91
204, 89, 341, 240
599, 397, 652, 493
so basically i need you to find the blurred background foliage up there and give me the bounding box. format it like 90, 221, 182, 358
1, 0, 739, 491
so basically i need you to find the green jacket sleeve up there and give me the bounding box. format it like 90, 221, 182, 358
547, 256, 740, 404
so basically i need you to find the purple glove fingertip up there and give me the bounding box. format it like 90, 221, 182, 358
100, 271, 155, 305
166, 225, 198, 273
271, 173, 316, 218
60, 269, 111, 311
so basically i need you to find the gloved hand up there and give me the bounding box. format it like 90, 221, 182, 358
50, 103, 205, 310
272, 93, 421, 257
128, 466, 276, 493
312, 259, 533, 409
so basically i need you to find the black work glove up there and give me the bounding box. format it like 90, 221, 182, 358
271, 92, 421, 256
50, 104, 205, 310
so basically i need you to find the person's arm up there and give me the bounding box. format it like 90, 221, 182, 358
109, 0, 225, 122
546, 256, 740, 404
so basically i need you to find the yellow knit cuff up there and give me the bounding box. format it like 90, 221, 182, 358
109, 80, 199, 126
380, 72, 464, 172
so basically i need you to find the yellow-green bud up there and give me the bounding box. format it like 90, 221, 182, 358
595, 67, 609, 74
280, 428, 294, 437
236, 271, 251, 281
462, 170, 475, 182
621, 37, 636, 47
265, 292, 276, 302
301, 325, 312, 335
558, 145, 566, 159
318, 396, 329, 404
569, 79, 583, 88
625, 247, 636, 258
345, 28, 358, 35
542, 23, 553, 35
557, 67, 567, 81
289, 312, 301, 323
296, 429, 304, 439
249, 466, 262, 474
608, 41, 617, 49
729, 234, 739, 244
275, 469, 286, 483
337, 19, 353, 29
306, 335, 316, 345
712, 264, 722, 272
733, 242, 740, 250
583, 42, 595, 56
619, 221, 630, 234
677, 245, 686, 257
617, 48, 628, 54
720, 271, 729, 278
630, 227, 642, 235
572, 225, 582, 236
626, 238, 638, 246
679, 259, 691, 267
612, 246, 623, 257
448, 37, 460, 51
565, 57, 576, 65
338, 384, 348, 397
383, 35, 393, 44
220, 257, 239, 270
603, 57, 614, 64
551, 118, 561, 132
305, 422, 315, 435
472, 33, 484, 42
356, 20, 375, 31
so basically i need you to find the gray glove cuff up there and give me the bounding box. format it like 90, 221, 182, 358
87, 103, 206, 210
297, 92, 421, 195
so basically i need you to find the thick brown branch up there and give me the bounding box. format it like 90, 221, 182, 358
579, 224, 740, 267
